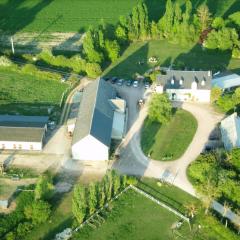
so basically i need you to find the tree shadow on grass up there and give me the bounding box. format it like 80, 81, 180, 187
172, 44, 233, 72
104, 42, 149, 79
0, 0, 53, 34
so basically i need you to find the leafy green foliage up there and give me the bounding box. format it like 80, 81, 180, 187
85, 63, 102, 78
188, 150, 240, 207
148, 93, 172, 124
211, 87, 222, 103
197, 4, 212, 31
24, 200, 51, 225
105, 40, 120, 62
34, 173, 54, 201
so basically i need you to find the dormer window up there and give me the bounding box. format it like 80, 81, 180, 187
171, 78, 174, 85
191, 81, 197, 90
179, 76, 184, 85
201, 80, 205, 86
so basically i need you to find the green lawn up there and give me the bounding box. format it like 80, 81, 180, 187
141, 109, 197, 161
104, 40, 240, 78
72, 189, 191, 240
0, 68, 68, 116
0, 0, 239, 33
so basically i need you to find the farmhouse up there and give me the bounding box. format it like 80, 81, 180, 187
71, 78, 126, 161
220, 113, 240, 151
156, 70, 212, 102
0, 115, 48, 151
212, 72, 240, 90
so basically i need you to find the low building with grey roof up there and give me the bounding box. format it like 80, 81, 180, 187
0, 115, 48, 151
71, 78, 126, 161
156, 70, 212, 102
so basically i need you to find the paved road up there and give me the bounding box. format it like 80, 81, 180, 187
114, 87, 223, 196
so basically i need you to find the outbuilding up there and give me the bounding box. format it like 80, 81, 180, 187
156, 70, 212, 102
71, 78, 126, 161
0, 115, 49, 151
220, 113, 240, 150
212, 72, 240, 90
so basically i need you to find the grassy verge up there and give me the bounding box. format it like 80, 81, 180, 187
141, 109, 197, 161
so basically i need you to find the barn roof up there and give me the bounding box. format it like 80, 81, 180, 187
157, 70, 212, 90
72, 78, 116, 147
0, 115, 48, 142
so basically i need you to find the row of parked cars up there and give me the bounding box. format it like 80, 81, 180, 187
102, 77, 150, 89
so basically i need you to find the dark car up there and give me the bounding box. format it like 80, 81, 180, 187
103, 77, 110, 81
125, 79, 132, 86
111, 77, 118, 84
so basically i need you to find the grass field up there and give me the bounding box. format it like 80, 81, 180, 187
104, 40, 240, 79
141, 109, 197, 161
0, 0, 239, 33
73, 189, 191, 240
0, 68, 68, 116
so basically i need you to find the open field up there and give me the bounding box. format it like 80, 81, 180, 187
0, 68, 68, 115
0, 0, 239, 34
141, 109, 197, 161
104, 40, 240, 79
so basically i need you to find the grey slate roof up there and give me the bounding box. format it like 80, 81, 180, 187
0, 127, 45, 142
157, 70, 212, 90
0, 115, 48, 142
72, 79, 116, 147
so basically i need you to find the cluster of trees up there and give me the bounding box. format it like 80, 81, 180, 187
188, 149, 240, 232
0, 173, 54, 240
211, 87, 240, 113
148, 93, 172, 124
72, 171, 129, 224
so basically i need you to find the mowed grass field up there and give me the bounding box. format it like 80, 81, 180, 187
141, 109, 197, 161
104, 40, 240, 78
73, 189, 191, 240
0, 0, 239, 33
0, 68, 68, 115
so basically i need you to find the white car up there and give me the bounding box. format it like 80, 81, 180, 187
133, 80, 139, 88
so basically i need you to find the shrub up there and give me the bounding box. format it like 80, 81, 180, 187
86, 63, 102, 78
34, 173, 54, 201
0, 56, 12, 66
24, 200, 51, 225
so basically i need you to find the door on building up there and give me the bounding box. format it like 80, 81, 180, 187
171, 93, 176, 100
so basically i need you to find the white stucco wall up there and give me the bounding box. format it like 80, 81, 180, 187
166, 89, 210, 102
72, 135, 109, 161
0, 141, 42, 151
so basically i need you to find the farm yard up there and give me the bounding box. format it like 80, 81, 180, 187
0, 68, 68, 116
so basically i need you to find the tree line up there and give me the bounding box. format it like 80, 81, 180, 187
72, 170, 131, 224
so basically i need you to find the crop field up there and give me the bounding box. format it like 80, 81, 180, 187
0, 68, 68, 116
0, 0, 239, 34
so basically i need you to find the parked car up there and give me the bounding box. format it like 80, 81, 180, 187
125, 79, 133, 86
117, 79, 124, 86
133, 80, 139, 88
111, 77, 118, 84
144, 81, 150, 89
